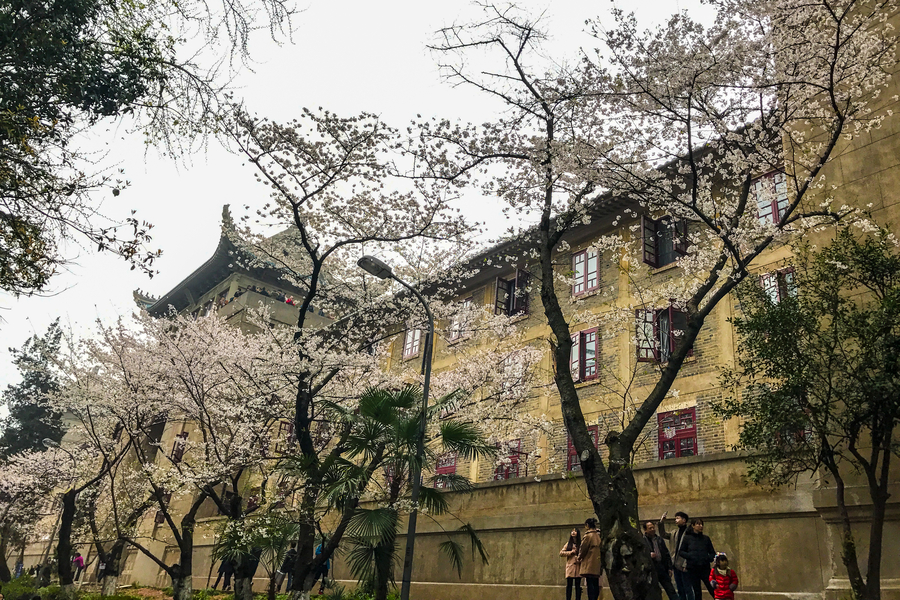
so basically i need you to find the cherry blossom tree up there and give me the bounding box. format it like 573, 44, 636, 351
0, 450, 70, 582
403, 1, 898, 598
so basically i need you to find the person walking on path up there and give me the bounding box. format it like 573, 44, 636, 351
277, 543, 298, 592
659, 511, 692, 600
679, 518, 716, 600
709, 553, 738, 600
643, 520, 679, 600
577, 518, 603, 600
560, 528, 582, 600
212, 558, 235, 591
314, 542, 331, 595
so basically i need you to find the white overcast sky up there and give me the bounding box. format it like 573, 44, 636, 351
0, 0, 712, 390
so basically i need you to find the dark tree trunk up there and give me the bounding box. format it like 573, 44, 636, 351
0, 524, 12, 582
56, 488, 78, 590
100, 540, 127, 597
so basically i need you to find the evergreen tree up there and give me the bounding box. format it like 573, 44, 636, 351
0, 319, 64, 456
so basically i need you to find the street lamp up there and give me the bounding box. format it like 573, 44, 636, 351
357, 255, 434, 600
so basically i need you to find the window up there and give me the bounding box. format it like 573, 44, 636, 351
753, 171, 789, 225
493, 439, 523, 480
636, 306, 692, 363
402, 328, 421, 359
170, 431, 189, 463
760, 268, 796, 304
567, 425, 599, 472
495, 270, 531, 317
642, 216, 688, 268
658, 408, 697, 459
273, 420, 295, 454
449, 297, 473, 341
154, 492, 172, 524
499, 352, 526, 398
572, 249, 600, 295
570, 328, 599, 382
434, 452, 457, 489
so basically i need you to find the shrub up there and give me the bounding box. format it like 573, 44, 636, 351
1, 574, 36, 600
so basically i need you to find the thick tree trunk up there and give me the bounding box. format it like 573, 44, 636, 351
268, 573, 278, 600
831, 471, 867, 598
56, 489, 77, 587
234, 576, 254, 600
0, 524, 13, 582
171, 573, 192, 600
100, 540, 127, 597
101, 573, 120, 597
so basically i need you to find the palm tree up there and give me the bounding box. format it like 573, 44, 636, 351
339, 386, 495, 600
215, 513, 300, 600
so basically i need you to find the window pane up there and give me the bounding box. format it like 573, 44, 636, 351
658, 310, 671, 362
657, 221, 676, 266
586, 250, 599, 290
573, 252, 585, 294
584, 331, 597, 378
637, 311, 656, 360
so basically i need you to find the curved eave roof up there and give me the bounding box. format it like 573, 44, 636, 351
145, 235, 306, 317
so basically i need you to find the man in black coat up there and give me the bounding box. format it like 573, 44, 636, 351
644, 521, 679, 600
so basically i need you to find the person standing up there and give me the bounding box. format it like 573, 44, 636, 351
659, 511, 692, 600
314, 542, 331, 596
277, 543, 298, 592
577, 518, 603, 600
71, 552, 85, 582
559, 529, 582, 600
643, 521, 678, 600
678, 518, 716, 600
709, 553, 738, 600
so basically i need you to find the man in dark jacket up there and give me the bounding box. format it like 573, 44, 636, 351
644, 521, 679, 600
659, 511, 692, 600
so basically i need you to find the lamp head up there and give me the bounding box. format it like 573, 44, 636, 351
357, 256, 393, 280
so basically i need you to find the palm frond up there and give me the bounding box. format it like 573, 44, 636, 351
347, 507, 398, 543
438, 539, 464, 578
417, 485, 450, 514
439, 420, 497, 461
458, 522, 490, 564
426, 473, 473, 496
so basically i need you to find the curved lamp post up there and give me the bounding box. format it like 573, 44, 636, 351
357, 255, 434, 600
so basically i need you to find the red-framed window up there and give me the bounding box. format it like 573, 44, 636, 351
170, 431, 189, 463
753, 171, 789, 225
273, 420, 295, 454
642, 216, 688, 268
570, 328, 599, 382
492, 439, 522, 481
572, 249, 600, 295
495, 270, 530, 317
658, 408, 697, 459
449, 297, 473, 341
636, 306, 692, 363
402, 328, 421, 358
434, 452, 457, 489
760, 268, 796, 304
567, 425, 599, 472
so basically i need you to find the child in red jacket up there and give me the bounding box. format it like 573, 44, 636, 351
709, 553, 738, 599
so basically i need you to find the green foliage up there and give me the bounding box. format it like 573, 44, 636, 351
0, 319, 64, 457
717, 226, 900, 487
35, 584, 64, 600
1, 574, 36, 600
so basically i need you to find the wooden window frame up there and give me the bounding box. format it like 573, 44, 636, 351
572, 249, 600, 296
402, 328, 422, 359
494, 270, 531, 317
449, 297, 473, 341
492, 439, 523, 481
636, 306, 693, 363
642, 216, 688, 268
570, 327, 599, 382
434, 452, 458, 489
753, 170, 789, 225
759, 268, 796, 304
170, 431, 188, 463
657, 408, 697, 460
566, 425, 599, 472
